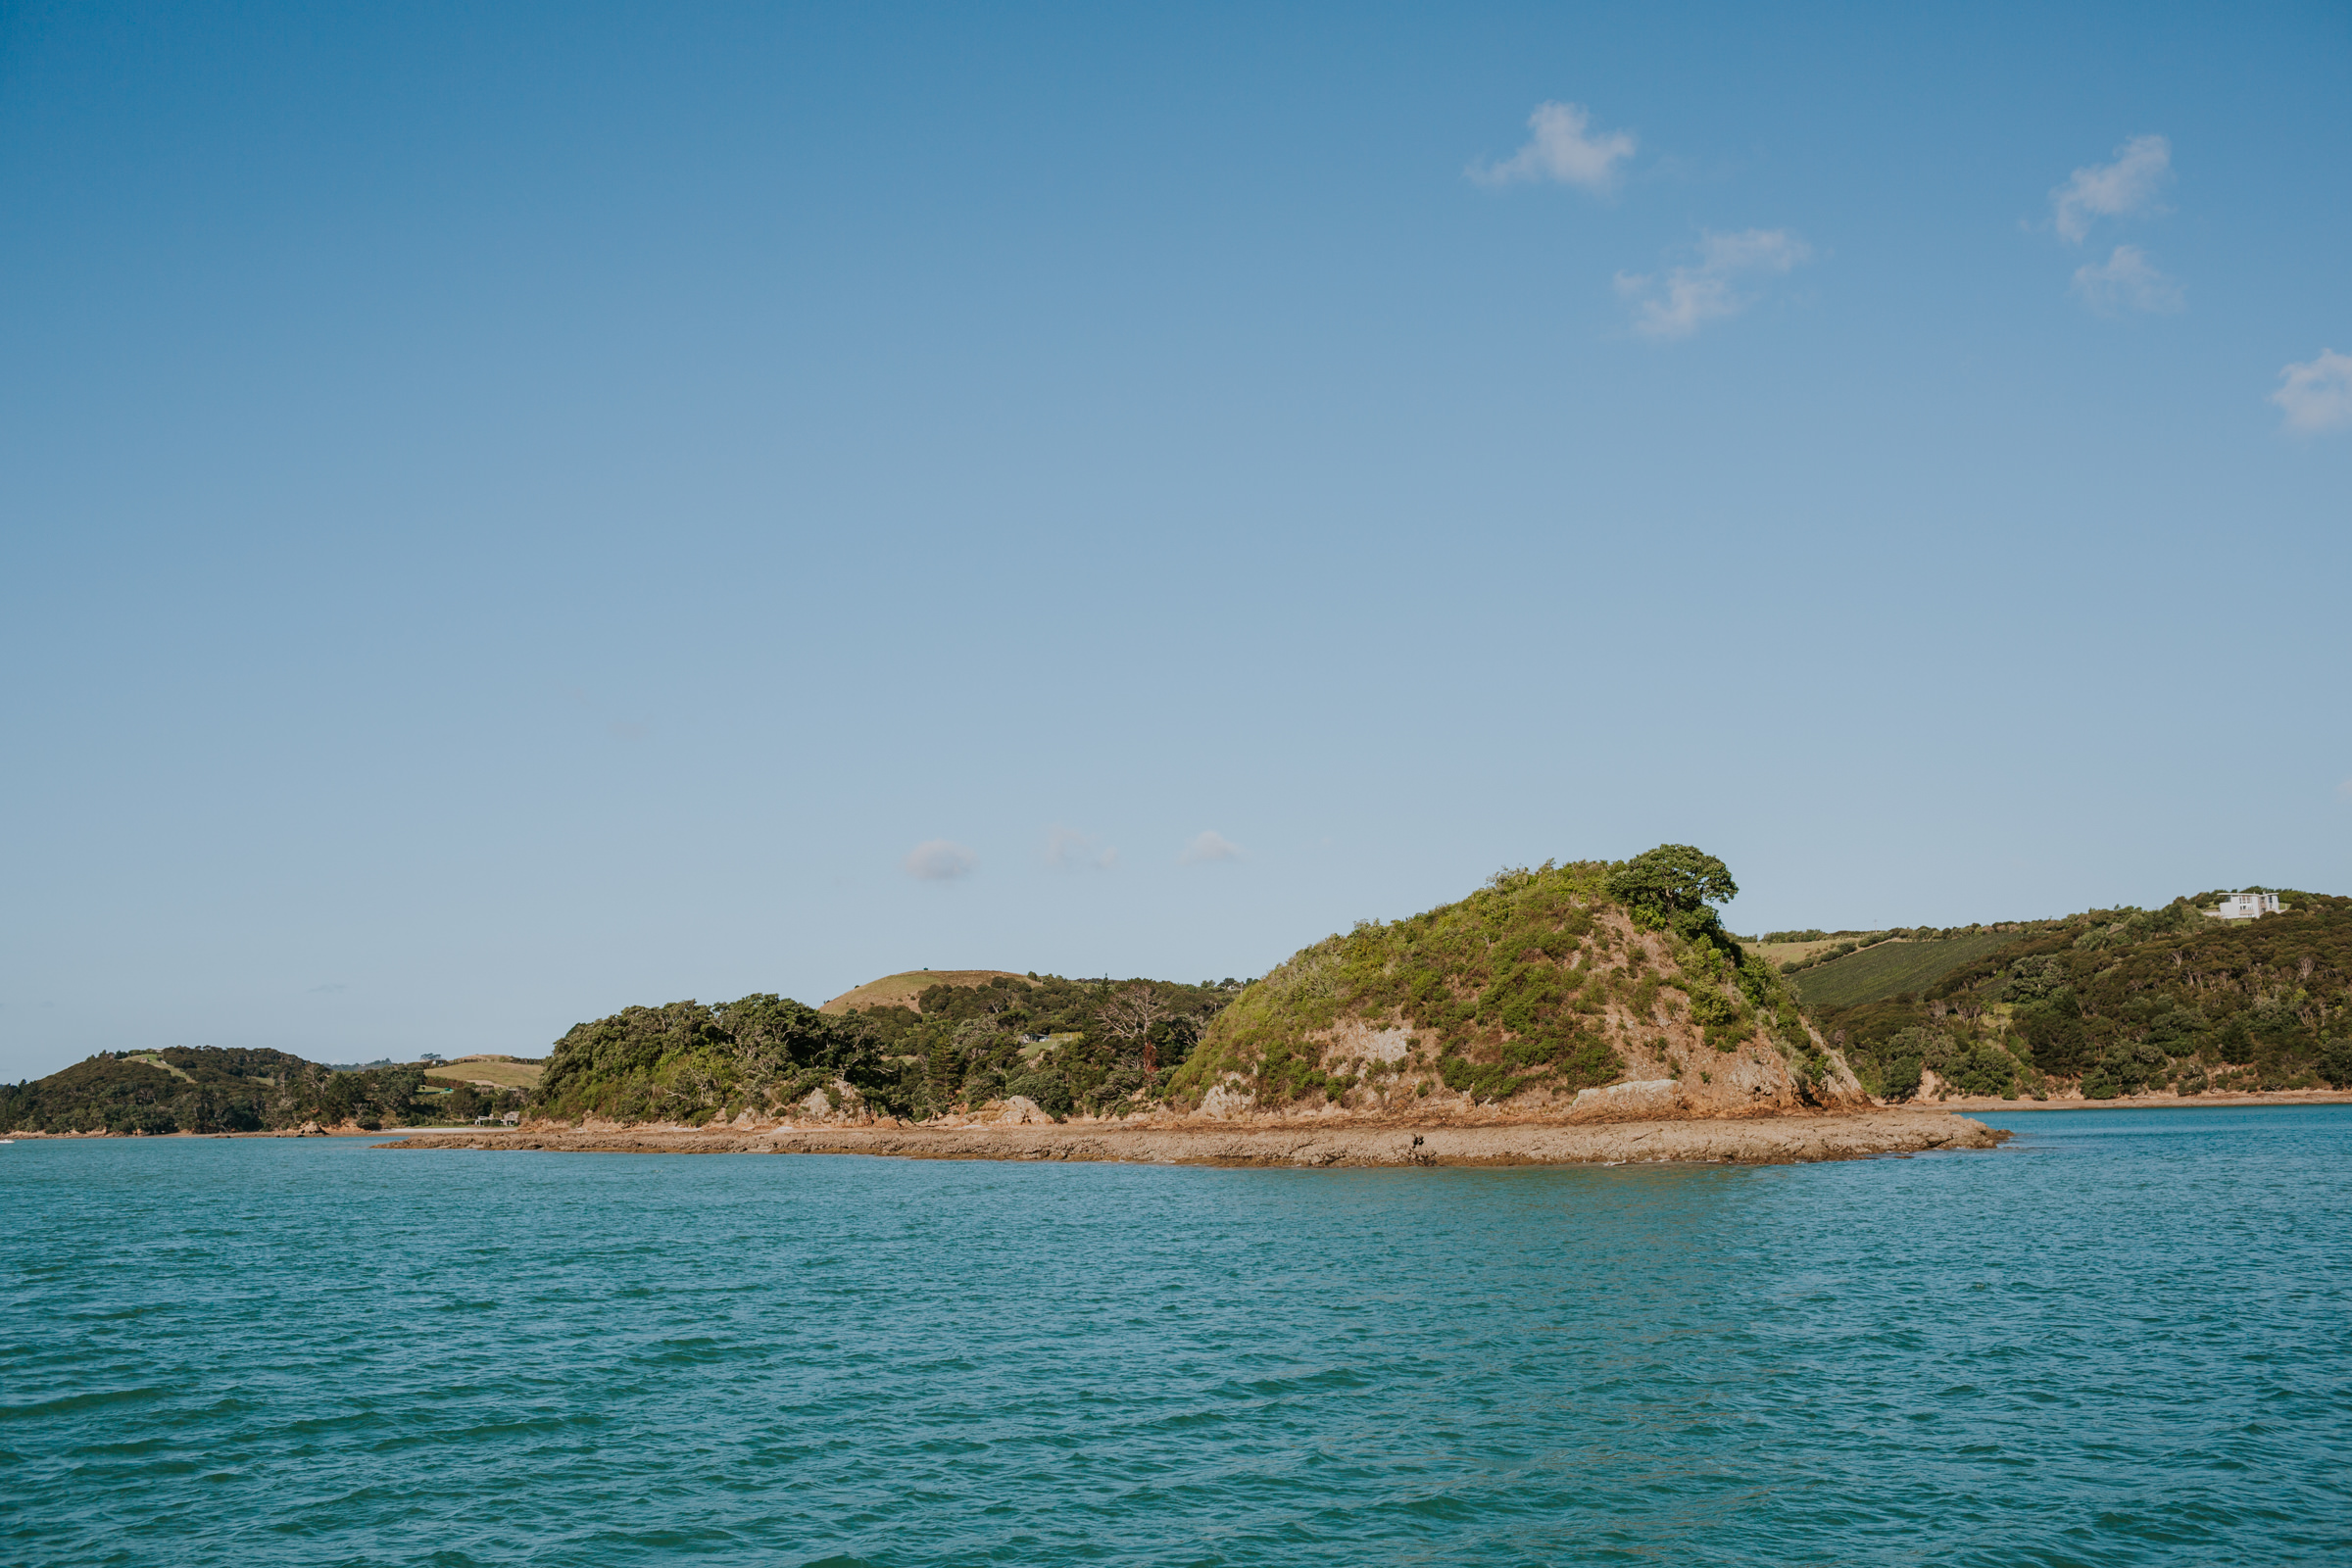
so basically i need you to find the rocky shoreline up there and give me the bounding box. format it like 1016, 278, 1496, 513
374, 1107, 2010, 1166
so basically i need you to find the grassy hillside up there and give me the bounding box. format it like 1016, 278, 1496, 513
422, 1056, 543, 1091
818, 970, 1033, 1014
1168, 855, 1852, 1114
1806, 893, 2352, 1101
1790, 931, 2016, 1008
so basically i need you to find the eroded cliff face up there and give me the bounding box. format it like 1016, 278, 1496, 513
1171, 877, 1866, 1125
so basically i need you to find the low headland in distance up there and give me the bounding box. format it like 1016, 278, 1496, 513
11, 847, 2349, 1165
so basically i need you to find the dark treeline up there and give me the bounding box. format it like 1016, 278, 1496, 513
532, 975, 1243, 1125
0, 1047, 528, 1135
1811, 893, 2352, 1100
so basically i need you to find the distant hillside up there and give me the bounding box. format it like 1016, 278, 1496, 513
819, 970, 1033, 1015
1790, 931, 2017, 1007
1168, 850, 1862, 1118
1, 1047, 526, 1135
1803, 893, 2352, 1102
533, 973, 1240, 1125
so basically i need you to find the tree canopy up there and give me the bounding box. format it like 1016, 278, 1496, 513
1606, 845, 1739, 937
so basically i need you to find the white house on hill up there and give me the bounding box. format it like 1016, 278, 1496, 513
2206, 891, 2284, 920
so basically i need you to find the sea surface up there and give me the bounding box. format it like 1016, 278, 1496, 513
6, 1106, 2350, 1566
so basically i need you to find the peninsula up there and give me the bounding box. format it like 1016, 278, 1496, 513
16, 845, 2345, 1165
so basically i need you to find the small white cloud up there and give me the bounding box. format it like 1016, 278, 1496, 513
2272, 350, 2352, 433
1044, 824, 1117, 872
1615, 228, 1811, 341
2051, 134, 2172, 243
1468, 101, 1636, 192
1179, 830, 1243, 864
903, 840, 976, 881
2071, 244, 2183, 315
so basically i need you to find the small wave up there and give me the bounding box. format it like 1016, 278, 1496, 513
0, 1386, 169, 1421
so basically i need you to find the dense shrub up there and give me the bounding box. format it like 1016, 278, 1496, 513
1005, 1071, 1072, 1119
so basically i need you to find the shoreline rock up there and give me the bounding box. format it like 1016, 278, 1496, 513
374, 1107, 2012, 1166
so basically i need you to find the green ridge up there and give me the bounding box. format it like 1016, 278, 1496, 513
1808, 893, 2352, 1100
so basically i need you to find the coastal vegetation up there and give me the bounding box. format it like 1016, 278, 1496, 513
0, 1047, 527, 1134
526, 975, 1242, 1126
1167, 847, 1838, 1112
1807, 892, 2352, 1101
12, 867, 2348, 1135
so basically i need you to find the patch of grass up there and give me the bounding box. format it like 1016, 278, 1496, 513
1749, 936, 1883, 969
1789, 931, 2014, 1008
422, 1056, 543, 1091
124, 1052, 196, 1082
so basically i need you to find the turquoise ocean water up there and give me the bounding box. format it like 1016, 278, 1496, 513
5, 1106, 2350, 1565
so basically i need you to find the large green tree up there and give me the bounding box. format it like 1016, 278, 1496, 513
1606, 844, 1739, 938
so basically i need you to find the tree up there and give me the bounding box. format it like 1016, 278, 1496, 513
1097, 984, 1172, 1072
1606, 845, 1739, 937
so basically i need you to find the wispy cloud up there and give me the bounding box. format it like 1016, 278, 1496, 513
903, 840, 976, 881
1044, 824, 1117, 871
1179, 830, 1243, 864
2272, 350, 2352, 433
1468, 102, 1636, 192
1615, 229, 1810, 341
2071, 244, 2183, 315
2051, 134, 2172, 243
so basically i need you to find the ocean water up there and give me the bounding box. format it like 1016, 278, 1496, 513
5, 1108, 2350, 1566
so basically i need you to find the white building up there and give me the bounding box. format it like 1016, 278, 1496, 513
2206, 891, 2284, 920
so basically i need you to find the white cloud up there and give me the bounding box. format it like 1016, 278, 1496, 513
2051, 134, 2172, 243
2071, 245, 2183, 315
2272, 350, 2352, 433
1044, 824, 1117, 871
1615, 228, 1811, 340
1468, 101, 1636, 192
1179, 830, 1243, 864
903, 840, 976, 881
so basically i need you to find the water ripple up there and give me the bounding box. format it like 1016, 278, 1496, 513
5, 1108, 2352, 1564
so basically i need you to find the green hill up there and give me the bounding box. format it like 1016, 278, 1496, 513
1805, 893, 2352, 1101
1167, 849, 1859, 1115
533, 973, 1241, 1125
0, 1047, 523, 1135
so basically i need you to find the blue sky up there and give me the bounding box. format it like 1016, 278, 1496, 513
3, 1, 2347, 1078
